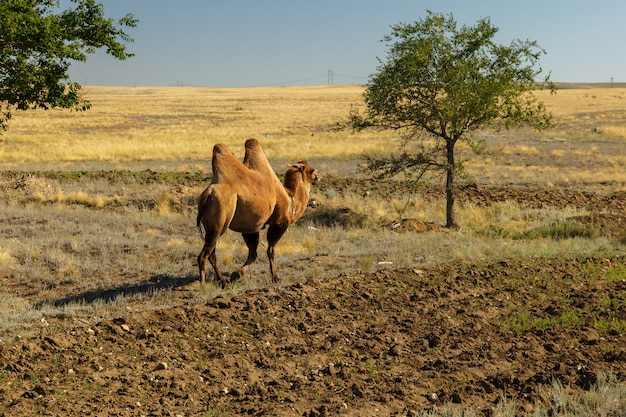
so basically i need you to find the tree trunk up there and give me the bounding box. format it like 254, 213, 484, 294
445, 139, 457, 229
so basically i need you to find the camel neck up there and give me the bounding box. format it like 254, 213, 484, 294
284, 181, 310, 223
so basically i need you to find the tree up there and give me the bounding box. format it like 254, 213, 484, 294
350, 12, 554, 228
0, 0, 137, 132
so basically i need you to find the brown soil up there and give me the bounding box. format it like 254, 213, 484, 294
1, 173, 625, 416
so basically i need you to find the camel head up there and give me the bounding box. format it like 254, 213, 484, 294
285, 160, 319, 188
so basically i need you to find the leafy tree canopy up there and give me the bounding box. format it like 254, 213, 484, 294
350, 11, 554, 227
0, 0, 137, 131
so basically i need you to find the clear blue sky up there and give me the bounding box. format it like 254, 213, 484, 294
67, 0, 626, 87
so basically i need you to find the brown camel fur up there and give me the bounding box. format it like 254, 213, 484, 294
197, 138, 319, 287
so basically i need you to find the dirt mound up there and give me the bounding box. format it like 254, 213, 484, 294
302, 205, 371, 228
1, 257, 624, 416
0, 174, 57, 201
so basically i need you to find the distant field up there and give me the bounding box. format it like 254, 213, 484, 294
1, 85, 394, 175
2, 84, 625, 189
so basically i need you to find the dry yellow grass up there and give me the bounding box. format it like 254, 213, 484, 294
2, 84, 625, 188
2, 85, 396, 171
0, 249, 16, 268
535, 86, 626, 136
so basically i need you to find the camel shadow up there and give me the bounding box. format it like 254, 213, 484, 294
38, 274, 198, 309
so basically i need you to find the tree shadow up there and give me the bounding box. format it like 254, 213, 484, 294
37, 274, 199, 309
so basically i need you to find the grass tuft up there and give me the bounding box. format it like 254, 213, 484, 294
415, 372, 626, 416
528, 219, 600, 240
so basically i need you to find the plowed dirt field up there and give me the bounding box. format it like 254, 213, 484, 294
1, 173, 625, 416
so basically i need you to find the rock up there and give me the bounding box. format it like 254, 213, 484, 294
211, 296, 231, 309
450, 391, 462, 403
580, 330, 601, 345
388, 344, 402, 357
154, 362, 168, 371
324, 363, 338, 376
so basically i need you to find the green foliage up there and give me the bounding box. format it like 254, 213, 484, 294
0, 0, 137, 131
350, 11, 554, 227
355, 13, 553, 137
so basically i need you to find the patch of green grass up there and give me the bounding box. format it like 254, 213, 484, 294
359, 255, 376, 271
499, 310, 586, 333
525, 219, 600, 240
582, 261, 626, 282
593, 317, 626, 334
35, 170, 209, 183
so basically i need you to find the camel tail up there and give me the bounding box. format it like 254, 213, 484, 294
196, 186, 212, 237
196, 212, 205, 236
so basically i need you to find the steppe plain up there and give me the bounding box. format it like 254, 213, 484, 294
0, 84, 625, 416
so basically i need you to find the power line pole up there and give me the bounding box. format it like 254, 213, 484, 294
328, 69, 334, 86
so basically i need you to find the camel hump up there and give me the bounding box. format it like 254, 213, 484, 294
212, 143, 234, 159
243, 138, 273, 173
244, 138, 261, 150
211, 143, 246, 184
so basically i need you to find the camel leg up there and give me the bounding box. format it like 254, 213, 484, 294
197, 241, 211, 284
231, 232, 259, 281
267, 224, 288, 283
198, 232, 229, 288
197, 186, 237, 288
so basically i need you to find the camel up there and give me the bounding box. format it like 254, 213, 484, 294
197, 138, 319, 287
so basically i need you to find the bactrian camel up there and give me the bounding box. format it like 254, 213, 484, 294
197, 138, 319, 287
